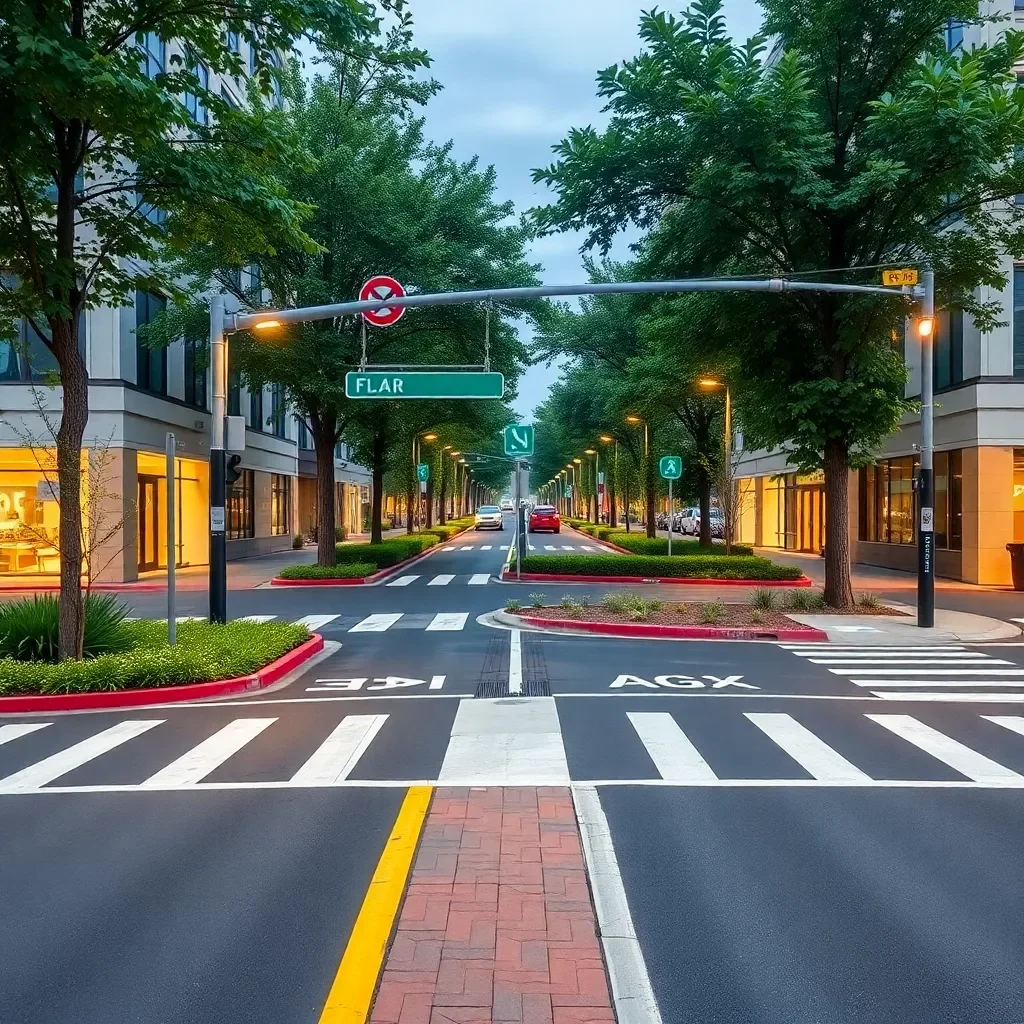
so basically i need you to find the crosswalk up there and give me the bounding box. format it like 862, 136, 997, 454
385, 573, 494, 586
782, 644, 1024, 701
242, 611, 474, 632
438, 543, 606, 553
3, 708, 1024, 790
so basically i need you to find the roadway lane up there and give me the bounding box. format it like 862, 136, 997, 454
0, 788, 404, 1023
600, 786, 1024, 1023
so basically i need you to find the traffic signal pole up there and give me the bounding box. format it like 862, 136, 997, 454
918, 266, 935, 628
209, 294, 228, 624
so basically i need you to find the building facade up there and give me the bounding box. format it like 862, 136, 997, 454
735, 6, 1024, 586
0, 32, 372, 582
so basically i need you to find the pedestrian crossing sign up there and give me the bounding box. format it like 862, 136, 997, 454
659, 456, 682, 480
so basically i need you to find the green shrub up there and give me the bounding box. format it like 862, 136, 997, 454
786, 589, 827, 611
700, 601, 726, 624
517, 553, 803, 581
334, 535, 437, 568
559, 594, 577, 610
857, 591, 882, 609
529, 592, 546, 609
750, 609, 765, 624
292, 533, 305, 550
606, 533, 754, 557
505, 599, 523, 613
0, 619, 309, 696
277, 563, 376, 580
335, 526, 347, 543
750, 587, 780, 611
0, 594, 134, 663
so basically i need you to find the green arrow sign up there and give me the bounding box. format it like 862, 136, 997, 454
503, 424, 535, 457
416, 463, 430, 483
346, 371, 504, 399
659, 455, 682, 480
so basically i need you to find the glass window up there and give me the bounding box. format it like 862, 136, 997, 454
135, 291, 166, 394
934, 309, 963, 390
296, 417, 312, 450
1015, 266, 1024, 378
228, 361, 241, 416
1015, 451, 1024, 543
138, 32, 164, 80
221, 85, 242, 109
949, 449, 962, 550
184, 62, 209, 124
861, 452, 960, 549
184, 337, 206, 409
249, 263, 262, 296
270, 383, 286, 438
227, 469, 254, 539
227, 29, 240, 53
271, 474, 290, 535
249, 385, 263, 430
944, 20, 964, 51
0, 319, 62, 381
0, 464, 61, 574
268, 50, 283, 108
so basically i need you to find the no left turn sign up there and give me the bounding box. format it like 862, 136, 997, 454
360, 275, 406, 327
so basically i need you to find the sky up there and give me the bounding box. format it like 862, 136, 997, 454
407, 0, 765, 421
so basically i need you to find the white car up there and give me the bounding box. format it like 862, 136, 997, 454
679, 507, 701, 535
475, 505, 504, 530
500, 500, 513, 511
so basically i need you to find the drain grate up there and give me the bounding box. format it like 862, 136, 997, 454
473, 632, 553, 698
522, 680, 552, 696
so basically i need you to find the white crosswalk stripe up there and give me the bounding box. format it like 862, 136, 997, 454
292, 614, 341, 631
385, 575, 420, 587
460, 545, 473, 551
545, 545, 556, 551
481, 545, 493, 551
442, 546, 456, 552
3, 710, 1024, 791
468, 574, 490, 585
427, 574, 455, 586
142, 719, 277, 786
426, 612, 469, 632
349, 613, 403, 632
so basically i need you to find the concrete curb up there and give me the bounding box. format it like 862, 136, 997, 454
270, 525, 473, 587
502, 570, 811, 587
508, 613, 829, 643
0, 633, 325, 714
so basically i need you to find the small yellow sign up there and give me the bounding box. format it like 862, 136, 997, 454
882, 268, 919, 286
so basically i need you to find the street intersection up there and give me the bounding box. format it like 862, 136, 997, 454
2, 517, 1023, 1022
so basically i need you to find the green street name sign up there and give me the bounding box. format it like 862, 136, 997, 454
659, 455, 682, 480
345, 371, 504, 399
503, 424, 535, 457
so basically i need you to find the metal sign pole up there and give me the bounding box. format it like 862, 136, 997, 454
166, 432, 177, 644
515, 460, 523, 580
918, 266, 935, 628
668, 477, 672, 557
208, 295, 227, 624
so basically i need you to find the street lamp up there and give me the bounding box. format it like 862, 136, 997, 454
625, 414, 650, 533
917, 266, 936, 628
412, 431, 439, 529
699, 378, 732, 548
599, 434, 619, 527
584, 449, 598, 523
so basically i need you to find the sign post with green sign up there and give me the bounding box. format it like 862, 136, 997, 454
346, 371, 504, 399
503, 424, 535, 458
659, 456, 683, 555
416, 463, 430, 483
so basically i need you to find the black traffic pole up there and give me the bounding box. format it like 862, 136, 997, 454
917, 266, 935, 628
209, 294, 228, 624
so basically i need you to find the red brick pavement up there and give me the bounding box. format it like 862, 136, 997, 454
369, 787, 615, 1024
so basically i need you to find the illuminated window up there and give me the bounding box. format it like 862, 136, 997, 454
271, 474, 290, 535
227, 469, 254, 539
0, 458, 61, 574
135, 291, 166, 394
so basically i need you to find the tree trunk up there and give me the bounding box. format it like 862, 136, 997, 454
312, 419, 338, 565
823, 438, 854, 608
698, 466, 712, 548
53, 319, 87, 660
438, 471, 447, 526
406, 474, 415, 533
425, 477, 434, 528
624, 477, 630, 533
645, 464, 656, 539
370, 432, 385, 546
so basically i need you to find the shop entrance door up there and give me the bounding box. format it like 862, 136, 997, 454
798, 486, 825, 553
138, 475, 160, 572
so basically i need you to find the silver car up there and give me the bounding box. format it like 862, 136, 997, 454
475, 505, 504, 530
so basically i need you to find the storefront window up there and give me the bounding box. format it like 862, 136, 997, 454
1015, 450, 1024, 543
271, 474, 290, 535
761, 477, 784, 547
0, 461, 61, 574
227, 470, 254, 539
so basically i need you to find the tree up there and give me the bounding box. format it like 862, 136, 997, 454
0, 0, 365, 656
533, 0, 1024, 606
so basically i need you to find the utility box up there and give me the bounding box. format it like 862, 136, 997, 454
225, 415, 246, 452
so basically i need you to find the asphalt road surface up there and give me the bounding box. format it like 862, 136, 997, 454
3, 511, 1023, 1022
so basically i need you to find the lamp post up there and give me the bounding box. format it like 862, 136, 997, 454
599, 435, 619, 528
584, 449, 598, 523
566, 462, 579, 518
412, 431, 437, 529
572, 458, 583, 520
625, 414, 652, 537
558, 469, 567, 517
917, 266, 935, 628
699, 378, 732, 548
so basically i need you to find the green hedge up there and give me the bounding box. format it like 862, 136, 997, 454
334, 535, 437, 567
423, 519, 473, 541
278, 562, 376, 580
516, 553, 803, 580
606, 533, 753, 557
0, 619, 310, 696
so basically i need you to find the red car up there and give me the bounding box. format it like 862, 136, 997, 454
528, 505, 560, 533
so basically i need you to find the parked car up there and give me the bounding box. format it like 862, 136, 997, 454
678, 507, 701, 535
475, 505, 504, 530
708, 508, 725, 538
528, 505, 560, 533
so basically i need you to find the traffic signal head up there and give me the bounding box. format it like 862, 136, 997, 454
225, 453, 243, 485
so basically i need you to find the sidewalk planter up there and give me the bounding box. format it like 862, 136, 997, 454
513, 613, 827, 642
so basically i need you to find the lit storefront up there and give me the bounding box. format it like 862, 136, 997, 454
135, 452, 209, 574
0, 449, 63, 574
735, 471, 826, 554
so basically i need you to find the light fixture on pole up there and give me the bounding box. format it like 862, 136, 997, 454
917, 266, 935, 628
599, 434, 619, 527
584, 449, 598, 523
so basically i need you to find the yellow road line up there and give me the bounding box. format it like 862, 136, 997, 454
317, 785, 433, 1023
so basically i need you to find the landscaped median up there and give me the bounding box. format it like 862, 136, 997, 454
0, 595, 321, 712
273, 517, 476, 585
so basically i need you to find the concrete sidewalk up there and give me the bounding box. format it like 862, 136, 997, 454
788, 604, 1021, 644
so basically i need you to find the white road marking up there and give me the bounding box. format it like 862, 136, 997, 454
238, 614, 276, 623
545, 545, 557, 551
141, 718, 277, 786
872, 692, 1024, 702
460, 545, 474, 551
427, 574, 455, 586
835, 668, 1024, 676
809, 655, 999, 663
438, 698, 569, 784
0, 723, 50, 746
481, 545, 493, 551
982, 715, 1024, 736
292, 614, 341, 631
854, 679, 1024, 687
745, 712, 870, 782
627, 712, 717, 781
386, 575, 419, 587
468, 573, 490, 585
866, 714, 1023, 783
290, 715, 388, 784
509, 629, 523, 695
0, 720, 163, 791
573, 786, 664, 1024
429, 675, 446, 690
425, 612, 469, 632
443, 546, 456, 552
581, 545, 594, 551
349, 613, 403, 632
561, 545, 574, 550
783, 645, 968, 652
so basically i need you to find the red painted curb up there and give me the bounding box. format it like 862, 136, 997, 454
516, 615, 829, 642
0, 633, 325, 714
503, 570, 811, 587
270, 526, 473, 587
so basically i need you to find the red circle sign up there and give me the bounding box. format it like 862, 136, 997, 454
359, 275, 406, 327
